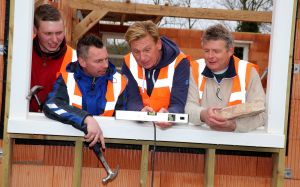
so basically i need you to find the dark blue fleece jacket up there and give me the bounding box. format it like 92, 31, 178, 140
121, 36, 190, 113
43, 61, 127, 131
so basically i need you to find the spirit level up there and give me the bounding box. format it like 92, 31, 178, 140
115, 110, 189, 123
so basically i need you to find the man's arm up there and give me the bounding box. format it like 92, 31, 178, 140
168, 58, 190, 113
43, 75, 90, 131
121, 62, 144, 111
43, 75, 105, 148
184, 69, 206, 125
234, 68, 266, 132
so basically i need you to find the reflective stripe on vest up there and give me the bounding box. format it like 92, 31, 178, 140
193, 59, 206, 99
59, 46, 77, 73
192, 57, 254, 106
124, 52, 187, 112
62, 72, 126, 116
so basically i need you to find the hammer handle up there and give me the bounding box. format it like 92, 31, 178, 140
93, 143, 112, 173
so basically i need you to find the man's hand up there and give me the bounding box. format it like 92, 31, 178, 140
141, 106, 172, 128
84, 116, 106, 149
154, 108, 173, 129
141, 106, 154, 112
200, 107, 236, 132
209, 120, 236, 132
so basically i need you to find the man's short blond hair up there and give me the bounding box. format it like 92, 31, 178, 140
125, 20, 160, 45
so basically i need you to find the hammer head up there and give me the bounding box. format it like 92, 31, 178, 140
102, 165, 119, 184
26, 85, 43, 100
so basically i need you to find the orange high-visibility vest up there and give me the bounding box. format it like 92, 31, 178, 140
190, 56, 258, 106
59, 46, 77, 74
124, 52, 188, 112
61, 72, 127, 116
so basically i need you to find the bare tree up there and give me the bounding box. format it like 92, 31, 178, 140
157, 0, 201, 29
218, 0, 273, 32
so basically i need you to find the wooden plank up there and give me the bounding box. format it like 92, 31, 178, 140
9, 133, 84, 141
68, 0, 272, 23
1, 136, 12, 187
205, 149, 215, 187
106, 138, 281, 153
0, 161, 2, 181
34, 0, 48, 8
0, 56, 4, 120
0, 0, 5, 121
272, 149, 285, 187
72, 140, 83, 187
72, 10, 108, 44
1, 0, 15, 185
140, 144, 149, 187
120, 14, 126, 25
153, 16, 163, 24
59, 0, 73, 45
285, 139, 300, 179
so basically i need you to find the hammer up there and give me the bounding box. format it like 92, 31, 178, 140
83, 127, 119, 184
26, 85, 43, 111
93, 144, 119, 184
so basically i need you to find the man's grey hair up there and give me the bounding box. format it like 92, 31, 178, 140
202, 24, 234, 50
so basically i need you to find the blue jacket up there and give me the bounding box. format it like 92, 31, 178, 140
121, 36, 190, 113
43, 61, 127, 131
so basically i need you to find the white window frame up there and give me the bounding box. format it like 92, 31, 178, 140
7, 0, 295, 148
234, 40, 252, 61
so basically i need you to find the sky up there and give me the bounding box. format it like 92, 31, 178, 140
106, 0, 271, 33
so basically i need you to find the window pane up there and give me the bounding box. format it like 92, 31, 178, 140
106, 38, 130, 55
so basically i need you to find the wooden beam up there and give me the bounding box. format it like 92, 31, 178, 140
120, 14, 126, 26
98, 24, 129, 33
72, 9, 108, 45
68, 0, 272, 23
72, 140, 83, 187
271, 150, 285, 187
140, 144, 149, 187
1, 0, 15, 185
34, 0, 48, 8
153, 16, 163, 24
2, 135, 12, 187
204, 148, 215, 187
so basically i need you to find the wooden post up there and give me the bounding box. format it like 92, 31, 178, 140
140, 144, 149, 187
72, 140, 83, 187
1, 136, 12, 187
1, 0, 15, 186
272, 149, 285, 187
204, 148, 215, 187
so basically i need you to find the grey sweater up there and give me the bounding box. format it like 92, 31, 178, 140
185, 66, 266, 133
